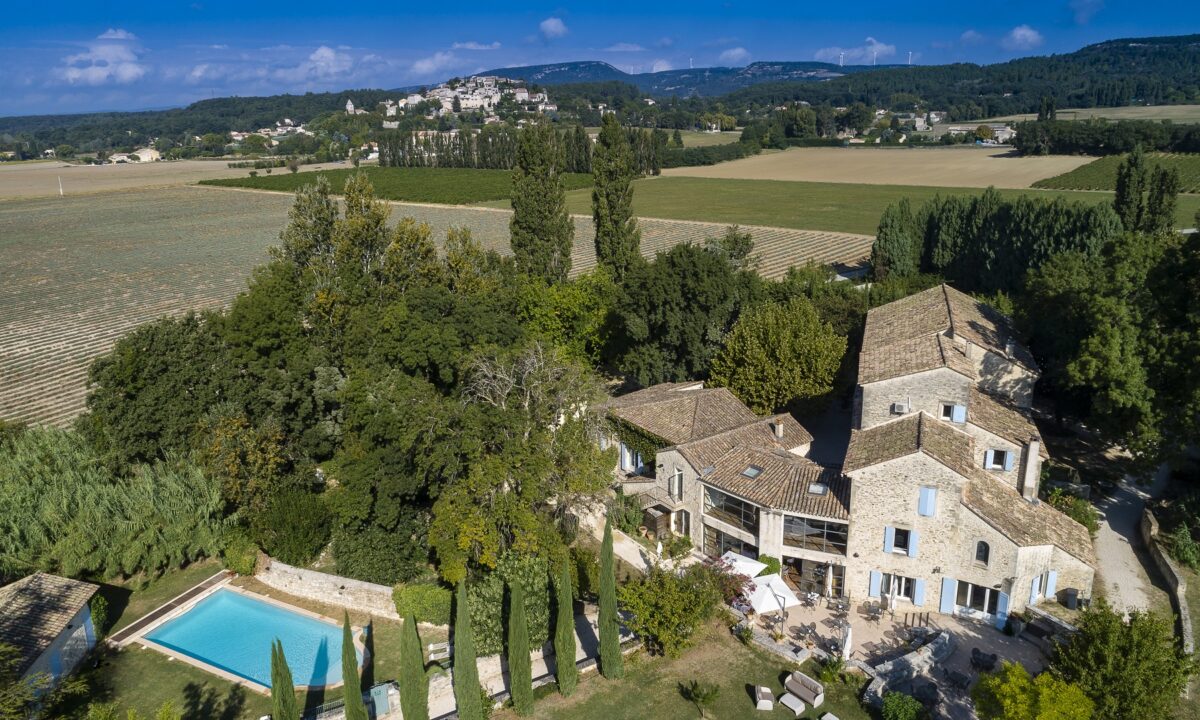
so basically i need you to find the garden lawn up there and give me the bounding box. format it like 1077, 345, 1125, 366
1182, 566, 1200, 720
494, 621, 870, 720
554, 176, 1200, 235
200, 167, 593, 205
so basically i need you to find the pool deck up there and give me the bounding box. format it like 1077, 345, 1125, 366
112, 572, 368, 696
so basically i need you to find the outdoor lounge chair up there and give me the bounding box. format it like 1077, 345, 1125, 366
785, 671, 825, 708
755, 686, 774, 711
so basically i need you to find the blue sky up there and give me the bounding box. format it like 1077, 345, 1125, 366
1, 1, 1195, 116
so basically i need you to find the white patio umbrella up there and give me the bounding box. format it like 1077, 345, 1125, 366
720, 550, 766, 579
841, 623, 853, 660
746, 573, 802, 615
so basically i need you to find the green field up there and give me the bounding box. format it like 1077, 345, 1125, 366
201, 166, 593, 205
547, 176, 1200, 235
1034, 152, 1200, 193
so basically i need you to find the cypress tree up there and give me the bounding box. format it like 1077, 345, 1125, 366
270, 639, 299, 720
453, 581, 485, 720
506, 580, 533, 715
1113, 145, 1148, 232
598, 517, 624, 679
510, 124, 574, 283
592, 113, 642, 281
399, 613, 429, 720
341, 613, 368, 720
1145, 165, 1180, 234
553, 561, 578, 696
870, 198, 919, 281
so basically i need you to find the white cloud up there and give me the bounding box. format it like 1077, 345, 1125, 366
1002, 25, 1044, 51
651, 59, 672, 73
960, 30, 985, 45
56, 31, 146, 86
718, 47, 750, 65
1070, 0, 1104, 24
272, 45, 354, 83
539, 17, 568, 39
452, 41, 500, 50
814, 37, 896, 65
412, 51, 458, 76
98, 28, 136, 40
605, 42, 645, 52
655, 37, 674, 48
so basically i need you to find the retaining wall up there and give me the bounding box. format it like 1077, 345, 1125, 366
256, 556, 399, 620
1140, 510, 1195, 656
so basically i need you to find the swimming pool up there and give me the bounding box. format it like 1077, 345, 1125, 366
144, 588, 361, 689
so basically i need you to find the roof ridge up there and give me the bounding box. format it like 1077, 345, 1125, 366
941, 283, 956, 337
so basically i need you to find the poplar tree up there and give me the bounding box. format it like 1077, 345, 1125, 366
592, 114, 641, 281
341, 613, 369, 720
1113, 145, 1148, 232
1145, 165, 1180, 234
506, 580, 533, 715
270, 639, 298, 720
553, 561, 578, 696
598, 517, 623, 679
870, 198, 919, 280
510, 124, 574, 283
452, 582, 485, 720
398, 613, 429, 720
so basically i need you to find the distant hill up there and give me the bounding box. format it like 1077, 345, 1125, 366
476, 60, 893, 96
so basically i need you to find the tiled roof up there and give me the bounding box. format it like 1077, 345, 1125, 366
674, 415, 812, 470
843, 412, 974, 477
857, 285, 1036, 385
963, 477, 1096, 567
703, 446, 851, 520
0, 573, 98, 677
606, 383, 758, 445
969, 388, 1049, 459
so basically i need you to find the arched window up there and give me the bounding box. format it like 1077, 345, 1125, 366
975, 541, 991, 566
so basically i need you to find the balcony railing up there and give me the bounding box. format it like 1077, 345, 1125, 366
704, 506, 758, 534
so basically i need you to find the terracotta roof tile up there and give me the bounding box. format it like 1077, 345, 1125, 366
969, 388, 1049, 459
606, 383, 758, 445
0, 573, 98, 676
703, 446, 850, 520
963, 478, 1096, 567
675, 415, 812, 470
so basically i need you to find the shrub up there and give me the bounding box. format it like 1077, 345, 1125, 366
220, 527, 259, 576
757, 555, 781, 577
1047, 488, 1100, 534
665, 533, 692, 559
609, 491, 643, 535
679, 680, 720, 715
734, 624, 754, 645
252, 488, 330, 566
394, 583, 452, 626
249, 170, 258, 177
817, 655, 845, 684
88, 595, 109, 639
569, 544, 599, 600
882, 691, 924, 720
618, 564, 723, 657
468, 553, 551, 657
1166, 522, 1200, 569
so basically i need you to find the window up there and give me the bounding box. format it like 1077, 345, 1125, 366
892, 528, 911, 554
955, 580, 1000, 615
741, 465, 763, 479
703, 486, 759, 533
807, 482, 828, 496
783, 516, 848, 556
941, 403, 967, 423
881, 573, 915, 600
985, 449, 1011, 471
940, 403, 955, 421
703, 524, 757, 559
669, 466, 684, 501
975, 541, 991, 566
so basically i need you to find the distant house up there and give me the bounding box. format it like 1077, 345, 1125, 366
0, 573, 99, 687
132, 147, 161, 162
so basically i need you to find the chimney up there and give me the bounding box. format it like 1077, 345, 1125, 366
1021, 436, 1042, 502
773, 416, 785, 440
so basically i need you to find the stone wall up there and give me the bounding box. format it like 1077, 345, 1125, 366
1140, 510, 1195, 656
858, 368, 971, 431
256, 556, 400, 621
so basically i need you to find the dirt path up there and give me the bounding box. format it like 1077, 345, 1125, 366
1093, 463, 1171, 614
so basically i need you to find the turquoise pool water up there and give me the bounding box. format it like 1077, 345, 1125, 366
145, 589, 360, 688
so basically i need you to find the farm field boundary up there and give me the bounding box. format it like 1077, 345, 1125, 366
1033, 152, 1200, 193
0, 185, 870, 427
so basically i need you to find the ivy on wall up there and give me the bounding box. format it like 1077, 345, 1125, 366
604, 416, 669, 468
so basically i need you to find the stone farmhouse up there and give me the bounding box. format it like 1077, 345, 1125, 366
601, 285, 1094, 629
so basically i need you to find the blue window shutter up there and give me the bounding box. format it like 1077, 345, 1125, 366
918, 487, 937, 517
883, 526, 895, 553
994, 592, 1010, 630
869, 570, 882, 598
1003, 451, 1015, 472
49, 651, 62, 680
951, 404, 966, 423
939, 578, 957, 614
908, 530, 919, 558
983, 449, 995, 468
1045, 570, 1058, 599
913, 579, 926, 607
1029, 576, 1041, 606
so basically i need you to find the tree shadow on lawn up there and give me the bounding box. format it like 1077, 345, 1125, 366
181, 681, 247, 720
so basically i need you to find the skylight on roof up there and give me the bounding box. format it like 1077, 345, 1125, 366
741, 465, 763, 479
808, 482, 829, 495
